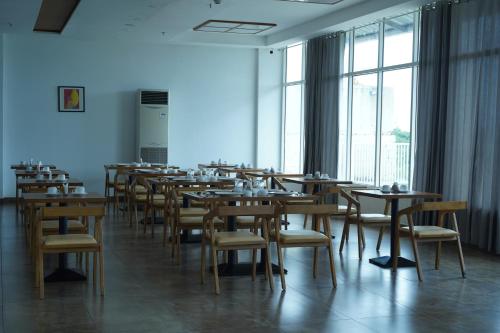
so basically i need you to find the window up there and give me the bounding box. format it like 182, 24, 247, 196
282, 43, 305, 173
339, 12, 419, 186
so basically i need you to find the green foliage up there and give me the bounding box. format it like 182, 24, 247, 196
391, 128, 410, 143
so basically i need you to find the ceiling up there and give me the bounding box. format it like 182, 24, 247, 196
0, 0, 424, 47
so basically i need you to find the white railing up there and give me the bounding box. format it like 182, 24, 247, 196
351, 142, 410, 185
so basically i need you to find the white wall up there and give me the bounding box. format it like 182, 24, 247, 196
2, 34, 275, 196
0, 34, 4, 198
256, 48, 283, 170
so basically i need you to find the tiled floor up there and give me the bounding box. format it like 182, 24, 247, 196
1, 203, 500, 332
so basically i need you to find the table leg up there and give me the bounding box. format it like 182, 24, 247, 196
369, 198, 415, 269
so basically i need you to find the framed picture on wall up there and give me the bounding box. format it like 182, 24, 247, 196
58, 86, 85, 112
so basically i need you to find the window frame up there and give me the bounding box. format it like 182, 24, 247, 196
339, 11, 420, 186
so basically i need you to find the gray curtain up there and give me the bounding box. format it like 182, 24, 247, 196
303, 33, 344, 177
414, 0, 500, 253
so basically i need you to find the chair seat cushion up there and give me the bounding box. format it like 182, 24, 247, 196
134, 194, 164, 202
179, 207, 209, 217
42, 220, 84, 231
134, 185, 148, 194
43, 234, 97, 248
351, 213, 391, 223
115, 184, 127, 191
178, 216, 223, 227
401, 226, 458, 238
214, 231, 265, 247
279, 230, 329, 244
236, 216, 261, 228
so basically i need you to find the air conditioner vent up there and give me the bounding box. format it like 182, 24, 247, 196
141, 90, 168, 105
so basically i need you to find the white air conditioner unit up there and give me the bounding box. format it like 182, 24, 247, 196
137, 89, 169, 163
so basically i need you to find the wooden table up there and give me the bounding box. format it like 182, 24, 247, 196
11, 164, 56, 170
184, 191, 318, 276
245, 172, 303, 189
23, 192, 106, 282
198, 163, 238, 169
16, 176, 83, 211
282, 177, 352, 194
351, 189, 442, 270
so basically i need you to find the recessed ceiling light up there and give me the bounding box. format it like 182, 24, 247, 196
193, 20, 276, 35
277, 0, 343, 4
33, 0, 80, 33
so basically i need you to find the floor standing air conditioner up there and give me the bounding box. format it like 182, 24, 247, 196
137, 89, 169, 163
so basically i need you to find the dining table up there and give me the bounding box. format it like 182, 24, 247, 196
351, 189, 442, 270
281, 177, 353, 194
22, 192, 106, 282
11, 164, 57, 170
245, 171, 303, 189
15, 173, 74, 212
183, 190, 318, 276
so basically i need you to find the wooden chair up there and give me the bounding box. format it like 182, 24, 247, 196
274, 203, 337, 290
201, 203, 276, 294
397, 201, 467, 281
129, 176, 163, 236
113, 167, 129, 215
35, 206, 105, 299
339, 189, 391, 260
168, 188, 218, 262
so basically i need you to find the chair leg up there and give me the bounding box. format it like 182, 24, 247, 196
85, 253, 89, 276
93, 252, 97, 288
376, 226, 385, 251
303, 214, 308, 229
134, 203, 139, 235
339, 221, 349, 253
357, 224, 363, 260
211, 248, 220, 294
201, 236, 206, 284
327, 243, 337, 288
251, 249, 257, 282
345, 224, 350, 241
360, 225, 366, 248
313, 247, 318, 278
276, 244, 286, 290
409, 235, 423, 281
435, 241, 442, 270
456, 238, 466, 278
264, 246, 274, 291
99, 250, 105, 296
38, 251, 44, 299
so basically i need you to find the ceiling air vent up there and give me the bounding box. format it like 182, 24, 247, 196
140, 90, 169, 106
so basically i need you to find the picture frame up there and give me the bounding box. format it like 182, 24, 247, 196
58, 86, 85, 112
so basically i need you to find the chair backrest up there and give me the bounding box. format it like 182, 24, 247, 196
40, 206, 105, 219
398, 201, 467, 228
213, 204, 278, 218
284, 203, 338, 215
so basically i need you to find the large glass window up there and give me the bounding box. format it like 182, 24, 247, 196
339, 12, 419, 186
282, 43, 305, 173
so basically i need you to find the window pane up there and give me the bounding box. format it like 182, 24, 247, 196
342, 31, 350, 74
353, 24, 379, 72
384, 14, 414, 67
283, 85, 303, 173
338, 77, 349, 179
286, 44, 303, 83
380, 68, 413, 186
351, 74, 377, 184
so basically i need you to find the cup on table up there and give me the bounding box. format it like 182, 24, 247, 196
56, 174, 66, 181
74, 186, 86, 194
320, 173, 329, 179
399, 184, 408, 192
42, 166, 50, 172
314, 171, 321, 179
304, 173, 313, 180
47, 187, 58, 195
381, 185, 391, 193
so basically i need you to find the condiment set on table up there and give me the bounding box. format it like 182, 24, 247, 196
380, 182, 408, 193
304, 171, 329, 180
